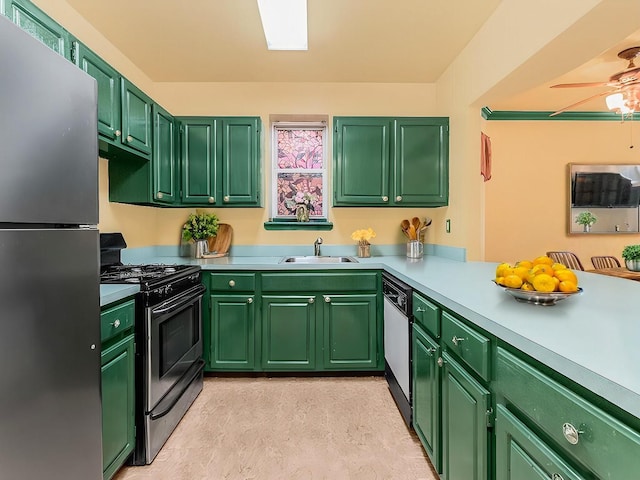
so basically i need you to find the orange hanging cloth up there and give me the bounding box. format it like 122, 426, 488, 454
480, 132, 492, 182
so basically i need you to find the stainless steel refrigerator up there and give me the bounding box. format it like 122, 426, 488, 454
0, 15, 102, 479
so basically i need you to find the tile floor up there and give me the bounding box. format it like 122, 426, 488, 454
113, 376, 438, 480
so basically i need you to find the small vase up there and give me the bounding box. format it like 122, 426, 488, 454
296, 203, 310, 222
194, 239, 209, 258
357, 243, 371, 258
583, 224, 591, 233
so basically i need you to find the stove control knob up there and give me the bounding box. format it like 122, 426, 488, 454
229, 280, 236, 288
165, 285, 173, 295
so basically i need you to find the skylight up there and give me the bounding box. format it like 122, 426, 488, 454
257, 0, 308, 51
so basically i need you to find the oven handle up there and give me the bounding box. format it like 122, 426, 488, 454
149, 359, 205, 420
151, 283, 206, 315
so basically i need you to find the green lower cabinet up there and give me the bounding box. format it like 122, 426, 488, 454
262, 295, 317, 371
209, 294, 256, 370
495, 405, 585, 480
441, 351, 490, 480
101, 334, 135, 480
323, 293, 377, 369
412, 324, 441, 473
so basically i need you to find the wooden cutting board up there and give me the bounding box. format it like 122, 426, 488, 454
203, 223, 233, 258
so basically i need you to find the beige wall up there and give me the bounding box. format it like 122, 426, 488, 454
483, 120, 640, 265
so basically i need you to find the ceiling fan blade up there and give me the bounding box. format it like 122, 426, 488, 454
550, 90, 616, 117
550, 82, 613, 88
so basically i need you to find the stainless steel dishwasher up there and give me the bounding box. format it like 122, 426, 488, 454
383, 272, 413, 427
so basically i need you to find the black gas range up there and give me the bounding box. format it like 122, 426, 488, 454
99, 233, 205, 466
100, 264, 202, 306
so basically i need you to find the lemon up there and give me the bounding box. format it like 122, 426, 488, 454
503, 274, 523, 289
532, 274, 557, 292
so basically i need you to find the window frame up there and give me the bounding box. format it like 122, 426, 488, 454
270, 121, 329, 221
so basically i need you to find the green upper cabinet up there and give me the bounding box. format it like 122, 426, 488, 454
333, 116, 448, 207
393, 118, 448, 206
152, 104, 178, 204
121, 78, 153, 157
74, 42, 121, 141
2, 0, 72, 60
333, 117, 391, 205
180, 117, 217, 205
218, 117, 261, 206
179, 116, 261, 207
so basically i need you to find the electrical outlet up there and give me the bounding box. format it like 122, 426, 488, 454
445, 219, 451, 233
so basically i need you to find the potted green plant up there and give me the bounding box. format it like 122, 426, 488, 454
575, 211, 597, 232
182, 212, 219, 258
622, 245, 640, 271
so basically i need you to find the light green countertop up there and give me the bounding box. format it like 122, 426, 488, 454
100, 253, 640, 419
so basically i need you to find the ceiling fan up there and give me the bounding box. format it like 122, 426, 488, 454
550, 46, 640, 116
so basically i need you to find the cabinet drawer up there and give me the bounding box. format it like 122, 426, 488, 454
210, 273, 256, 291
496, 347, 640, 479
441, 311, 490, 381
101, 299, 135, 343
261, 272, 378, 292
412, 292, 440, 338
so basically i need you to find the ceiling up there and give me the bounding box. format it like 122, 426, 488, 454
65, 0, 501, 83
62, 0, 640, 113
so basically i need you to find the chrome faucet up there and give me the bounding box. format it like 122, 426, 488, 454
314, 237, 323, 256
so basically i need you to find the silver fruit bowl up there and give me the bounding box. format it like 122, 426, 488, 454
493, 281, 583, 306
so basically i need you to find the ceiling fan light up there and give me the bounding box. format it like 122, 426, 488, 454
606, 93, 625, 111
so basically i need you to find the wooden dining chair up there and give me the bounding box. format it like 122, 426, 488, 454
591, 255, 621, 269
546, 251, 585, 271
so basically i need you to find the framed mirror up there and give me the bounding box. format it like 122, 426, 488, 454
569, 163, 640, 234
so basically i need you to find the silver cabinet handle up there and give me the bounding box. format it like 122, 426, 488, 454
416, 307, 426, 313
382, 196, 389, 202
425, 347, 436, 356
452, 336, 465, 346
156, 192, 163, 199
562, 423, 583, 445
396, 195, 402, 202
437, 357, 444, 367
228, 280, 235, 287
111, 319, 120, 328
115, 130, 121, 137
247, 297, 253, 304
208, 197, 215, 203
224, 196, 230, 202
308, 297, 315, 304
324, 296, 331, 303
126, 135, 133, 143
552, 474, 565, 480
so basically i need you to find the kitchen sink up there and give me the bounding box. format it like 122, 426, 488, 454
279, 256, 358, 264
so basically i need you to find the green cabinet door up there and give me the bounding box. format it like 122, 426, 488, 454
322, 293, 377, 369
180, 118, 217, 205
3, 0, 71, 59
209, 294, 256, 371
262, 295, 316, 371
393, 118, 448, 206
441, 352, 490, 480
333, 117, 391, 205
412, 324, 441, 473
121, 78, 152, 157
152, 104, 177, 204
218, 117, 261, 206
74, 42, 121, 141
101, 334, 135, 480
495, 405, 585, 480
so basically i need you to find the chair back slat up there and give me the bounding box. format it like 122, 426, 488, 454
546, 251, 585, 271
590, 256, 621, 269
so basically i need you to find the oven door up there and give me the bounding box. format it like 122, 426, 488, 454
146, 283, 205, 410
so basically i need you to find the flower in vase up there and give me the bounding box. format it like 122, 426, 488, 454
351, 227, 376, 246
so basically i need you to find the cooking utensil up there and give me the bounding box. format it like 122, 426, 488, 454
408, 224, 417, 240
411, 217, 422, 231
424, 217, 432, 227
400, 219, 411, 238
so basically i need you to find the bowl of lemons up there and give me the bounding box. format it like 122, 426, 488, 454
493, 255, 583, 306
